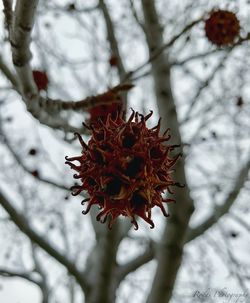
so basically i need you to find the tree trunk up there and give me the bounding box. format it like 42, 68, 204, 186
141, 1, 194, 302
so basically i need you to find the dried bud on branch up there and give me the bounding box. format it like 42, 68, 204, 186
32, 70, 49, 91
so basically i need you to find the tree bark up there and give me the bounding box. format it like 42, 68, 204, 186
141, 1, 194, 302
84, 223, 120, 303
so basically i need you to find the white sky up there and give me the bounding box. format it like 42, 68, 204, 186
0, 278, 41, 303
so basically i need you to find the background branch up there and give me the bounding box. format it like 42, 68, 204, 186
187, 157, 250, 242
0, 190, 88, 294
141, 1, 194, 302
0, 267, 40, 285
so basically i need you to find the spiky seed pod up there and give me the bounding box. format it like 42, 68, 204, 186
65, 109, 182, 229
32, 70, 49, 91
88, 100, 123, 125
205, 10, 240, 46
87, 85, 130, 125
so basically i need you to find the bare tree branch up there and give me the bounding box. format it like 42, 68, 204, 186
48, 83, 133, 111
172, 34, 250, 67
186, 157, 250, 242
0, 130, 69, 191
11, 0, 38, 91
218, 224, 249, 294
5, 0, 87, 132
4, 0, 134, 132
129, 0, 146, 32
2, 0, 13, 33
0, 190, 89, 294
110, 154, 250, 283
0, 248, 50, 303
181, 52, 229, 124
116, 241, 154, 284
141, 1, 194, 303
7, 0, 133, 132
124, 13, 203, 82
98, 0, 130, 110
32, 245, 50, 303
84, 224, 120, 303
230, 212, 250, 232
0, 49, 132, 132
98, 0, 126, 79
0, 103, 70, 191
0, 267, 41, 285
0, 55, 19, 89
8, 0, 78, 131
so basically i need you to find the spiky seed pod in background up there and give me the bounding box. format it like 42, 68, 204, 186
205, 10, 240, 46
87, 84, 134, 126
65, 109, 182, 229
88, 100, 123, 125
32, 70, 49, 91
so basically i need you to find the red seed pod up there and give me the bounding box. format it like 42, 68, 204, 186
109, 55, 119, 67
32, 70, 49, 91
89, 101, 123, 125
205, 10, 240, 46
88, 89, 124, 125
65, 109, 182, 229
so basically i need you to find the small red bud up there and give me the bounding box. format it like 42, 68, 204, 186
109, 55, 119, 67
31, 170, 39, 178
32, 70, 49, 91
